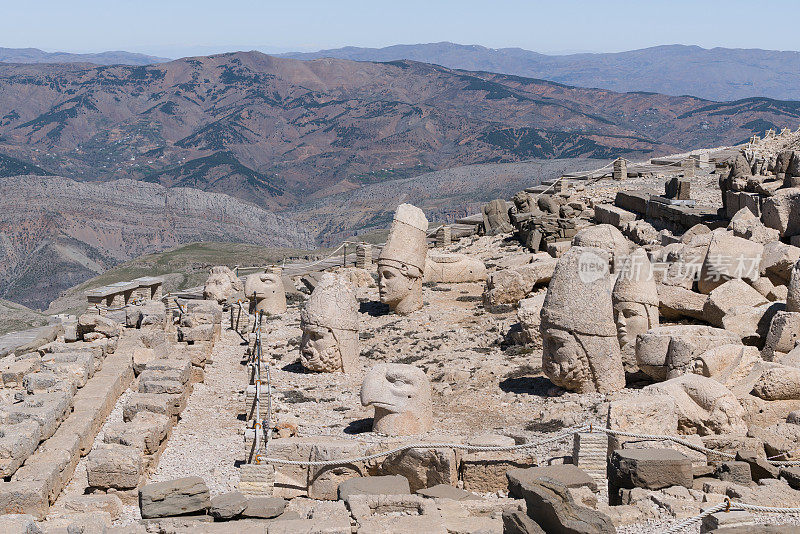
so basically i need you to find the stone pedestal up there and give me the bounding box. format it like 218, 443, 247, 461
355, 244, 372, 269
682, 158, 696, 178
613, 158, 627, 181
572, 432, 608, 488
436, 226, 451, 247
238, 463, 275, 497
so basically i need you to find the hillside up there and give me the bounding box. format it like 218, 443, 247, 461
45, 241, 323, 315
296, 157, 598, 245
0, 299, 49, 335
281, 43, 800, 101
0, 176, 315, 310
0, 52, 798, 211
0, 47, 169, 66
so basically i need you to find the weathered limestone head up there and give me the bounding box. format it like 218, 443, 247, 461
636, 325, 741, 382
512, 191, 536, 214
540, 246, 625, 393
360, 363, 433, 435
482, 199, 513, 235
203, 266, 244, 304
612, 247, 660, 373
378, 203, 429, 315
300, 273, 359, 373
244, 269, 287, 315
646, 374, 747, 436
572, 224, 631, 272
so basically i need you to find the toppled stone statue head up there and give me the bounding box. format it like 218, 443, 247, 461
203, 266, 244, 304
378, 204, 429, 315
540, 246, 625, 393
300, 273, 359, 373
244, 269, 287, 315
482, 199, 513, 236
360, 363, 432, 435
612, 247, 660, 373
572, 224, 631, 272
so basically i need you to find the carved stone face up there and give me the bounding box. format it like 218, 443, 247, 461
360, 363, 432, 435
613, 301, 650, 356
204, 274, 235, 303
541, 327, 585, 390
300, 324, 342, 373
378, 264, 413, 306
244, 272, 286, 314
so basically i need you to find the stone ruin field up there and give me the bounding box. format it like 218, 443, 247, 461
4, 130, 800, 533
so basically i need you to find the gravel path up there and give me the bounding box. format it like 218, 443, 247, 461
148, 328, 246, 496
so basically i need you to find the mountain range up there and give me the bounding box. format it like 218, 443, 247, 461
281, 43, 800, 102
0, 47, 169, 66
1, 51, 798, 214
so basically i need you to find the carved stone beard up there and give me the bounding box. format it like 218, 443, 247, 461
301, 343, 342, 373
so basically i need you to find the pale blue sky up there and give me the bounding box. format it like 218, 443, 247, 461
2, 0, 799, 58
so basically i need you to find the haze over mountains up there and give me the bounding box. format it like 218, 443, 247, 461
1, 50, 798, 211
281, 43, 800, 102
0, 47, 169, 66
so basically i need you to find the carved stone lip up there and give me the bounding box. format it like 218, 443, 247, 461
369, 401, 398, 411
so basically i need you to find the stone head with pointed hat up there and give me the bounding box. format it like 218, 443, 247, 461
244, 268, 287, 315
540, 246, 625, 393
612, 247, 660, 373
377, 203, 429, 315
300, 272, 359, 373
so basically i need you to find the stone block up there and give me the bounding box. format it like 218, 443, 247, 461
62, 493, 124, 520
715, 461, 751, 484
0, 480, 48, 518
657, 284, 708, 321
139, 476, 211, 519
103, 412, 170, 454
242, 496, 286, 518
123, 392, 183, 422
700, 509, 755, 533
507, 465, 597, 495
502, 508, 545, 534
763, 311, 800, 361
379, 446, 458, 492
86, 444, 142, 490
209, 491, 247, 520
704, 279, 768, 327
735, 450, 778, 481
337, 475, 411, 500
238, 463, 275, 497
698, 232, 763, 294
460, 435, 535, 493
594, 204, 636, 227
507, 473, 615, 534
608, 448, 693, 505
0, 421, 41, 478
307, 439, 365, 500
4, 391, 72, 440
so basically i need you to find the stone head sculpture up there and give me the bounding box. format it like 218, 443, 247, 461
482, 199, 513, 236
540, 246, 625, 393
360, 363, 433, 435
300, 273, 359, 373
377, 204, 429, 315
572, 224, 631, 272
203, 266, 244, 304
612, 247, 660, 373
512, 191, 535, 214
244, 269, 287, 315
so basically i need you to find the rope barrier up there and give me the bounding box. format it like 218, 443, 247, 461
661, 499, 800, 533
256, 425, 587, 466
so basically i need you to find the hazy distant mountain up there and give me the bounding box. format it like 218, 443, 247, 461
0, 47, 169, 66
281, 43, 800, 101
1, 51, 798, 212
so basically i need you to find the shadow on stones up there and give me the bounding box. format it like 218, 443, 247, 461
360, 301, 390, 317
281, 361, 306, 373
499, 376, 552, 397
344, 417, 373, 435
